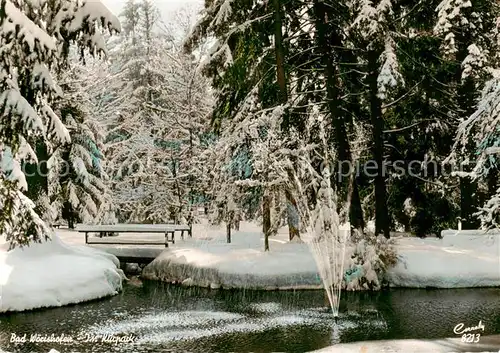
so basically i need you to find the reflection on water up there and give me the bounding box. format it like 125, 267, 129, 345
0, 282, 499, 353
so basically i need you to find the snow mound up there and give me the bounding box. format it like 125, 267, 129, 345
0, 235, 124, 313
386, 234, 500, 288
311, 335, 500, 352
142, 242, 322, 290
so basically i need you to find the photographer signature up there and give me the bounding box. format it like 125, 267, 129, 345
453, 320, 485, 344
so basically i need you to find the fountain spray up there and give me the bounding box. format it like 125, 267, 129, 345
292, 170, 350, 319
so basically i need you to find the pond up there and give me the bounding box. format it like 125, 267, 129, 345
1, 281, 499, 352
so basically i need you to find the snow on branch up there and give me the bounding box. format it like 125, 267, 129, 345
434, 0, 473, 56
51, 0, 121, 56
446, 76, 500, 190
475, 186, 500, 229
377, 36, 404, 100
0, 188, 51, 250
461, 44, 488, 81
2, 0, 56, 53
0, 147, 28, 191
0, 89, 45, 135
455, 78, 500, 152
40, 101, 71, 145
17, 137, 38, 164
199, 39, 233, 72
351, 0, 393, 39
73, 1, 121, 33
32, 63, 63, 97
213, 0, 233, 27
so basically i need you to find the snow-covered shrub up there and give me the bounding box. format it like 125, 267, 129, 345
475, 186, 500, 229
343, 229, 398, 291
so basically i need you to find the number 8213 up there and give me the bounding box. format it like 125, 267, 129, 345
461, 333, 480, 343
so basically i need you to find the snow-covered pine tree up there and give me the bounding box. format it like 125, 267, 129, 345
437, 0, 500, 229
0, 0, 120, 248
369, 0, 460, 236
451, 73, 500, 229
55, 44, 126, 225
296, 0, 367, 232
43, 60, 115, 227
348, 0, 405, 238
100, 0, 161, 222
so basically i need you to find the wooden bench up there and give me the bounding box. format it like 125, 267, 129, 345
76, 224, 192, 248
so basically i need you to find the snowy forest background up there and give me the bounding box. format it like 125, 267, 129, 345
1, 0, 500, 250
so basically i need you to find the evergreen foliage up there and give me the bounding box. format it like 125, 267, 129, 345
0, 0, 119, 248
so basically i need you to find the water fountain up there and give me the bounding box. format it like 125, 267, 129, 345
305, 221, 350, 318
292, 171, 350, 318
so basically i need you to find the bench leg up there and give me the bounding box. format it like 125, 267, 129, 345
181, 230, 184, 240
85, 232, 88, 244
164, 233, 169, 248
171, 231, 175, 245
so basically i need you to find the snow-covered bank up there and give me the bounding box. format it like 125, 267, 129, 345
311, 334, 500, 352
142, 223, 500, 290
0, 235, 124, 313
141, 223, 322, 289
142, 241, 322, 290
387, 233, 500, 288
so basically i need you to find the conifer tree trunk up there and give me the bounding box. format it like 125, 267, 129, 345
263, 192, 271, 251
272, 0, 300, 241
350, 179, 364, 231
273, 0, 286, 104
226, 207, 233, 243
226, 220, 232, 243
367, 50, 390, 238
273, 189, 280, 227
456, 73, 479, 229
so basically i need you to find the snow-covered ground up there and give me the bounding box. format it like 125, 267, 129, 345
312, 334, 500, 352
137, 221, 321, 289
0, 234, 124, 313
387, 231, 500, 288
135, 221, 500, 290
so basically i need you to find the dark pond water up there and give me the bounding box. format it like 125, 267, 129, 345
1, 281, 499, 353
